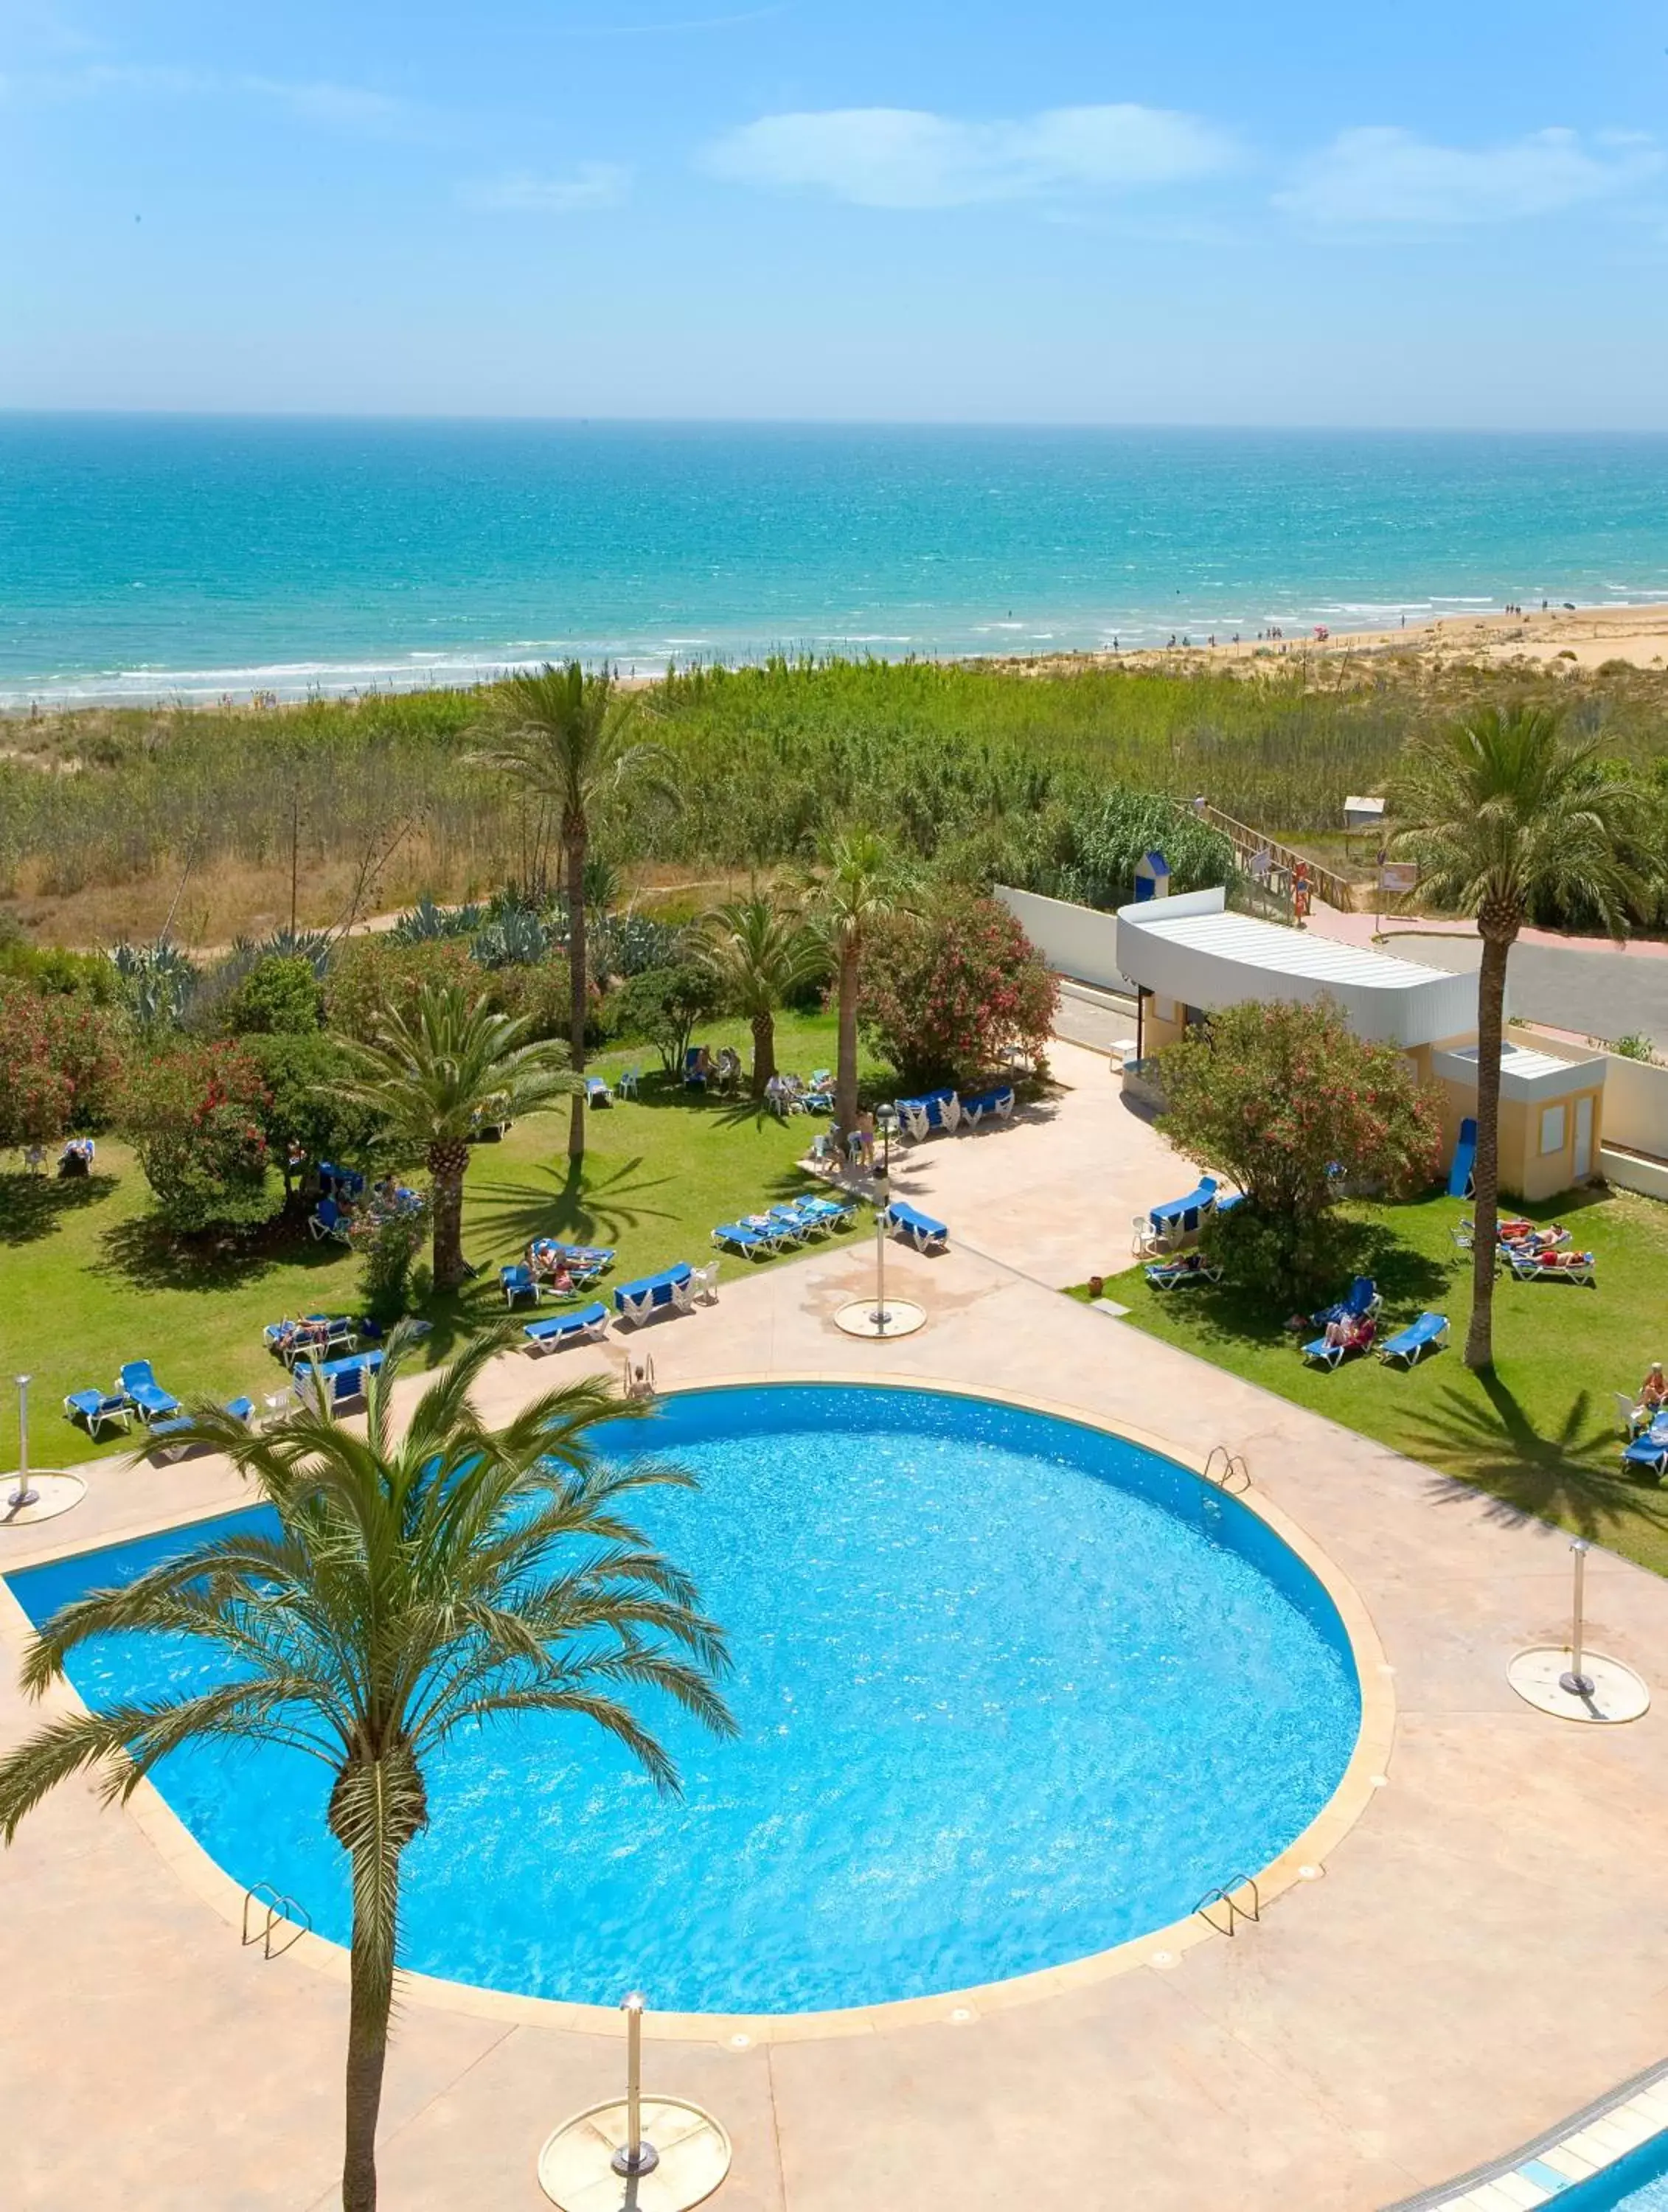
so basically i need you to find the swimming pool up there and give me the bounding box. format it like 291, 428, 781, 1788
6, 1383, 1362, 2014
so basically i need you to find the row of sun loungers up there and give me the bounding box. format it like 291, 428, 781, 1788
712, 1194, 857, 1259
1297, 1280, 1449, 1371
892, 1085, 1015, 1142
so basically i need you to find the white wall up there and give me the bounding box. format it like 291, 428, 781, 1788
1516, 1030, 1668, 1163
994, 885, 1128, 992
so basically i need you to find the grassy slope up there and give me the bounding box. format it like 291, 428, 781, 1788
0, 1012, 872, 1472
1100, 1184, 1668, 1576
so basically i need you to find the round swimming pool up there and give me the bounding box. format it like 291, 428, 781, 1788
10, 1383, 1362, 2014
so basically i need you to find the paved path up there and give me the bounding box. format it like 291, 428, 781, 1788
7, 1061, 1668, 2212
1307, 907, 1668, 1050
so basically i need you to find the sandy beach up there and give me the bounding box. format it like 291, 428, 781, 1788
1003, 597, 1668, 678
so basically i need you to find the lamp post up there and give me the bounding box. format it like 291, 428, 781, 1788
9, 1375, 37, 1512
870, 1105, 897, 1335
611, 1991, 658, 2180
1560, 1538, 1596, 1701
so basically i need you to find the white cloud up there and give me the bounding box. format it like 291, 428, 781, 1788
459, 164, 633, 214
241, 77, 408, 132
700, 103, 1234, 209
1277, 125, 1663, 226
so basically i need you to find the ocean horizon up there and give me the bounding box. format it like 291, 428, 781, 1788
4, 414, 1668, 709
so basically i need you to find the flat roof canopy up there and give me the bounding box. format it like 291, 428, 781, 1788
1116, 888, 1479, 1048
1434, 1040, 1608, 1103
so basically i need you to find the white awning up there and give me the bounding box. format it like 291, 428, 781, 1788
1115, 888, 1479, 1048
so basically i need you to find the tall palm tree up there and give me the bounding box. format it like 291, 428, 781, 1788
474, 663, 672, 1164
803, 830, 913, 1141
1390, 703, 1647, 1369
0, 1327, 734, 2212
333, 981, 577, 1290
692, 892, 825, 1098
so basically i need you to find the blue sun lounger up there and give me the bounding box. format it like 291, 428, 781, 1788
1146, 1255, 1222, 1291
586, 1076, 613, 1107
1149, 1176, 1218, 1239
116, 1360, 181, 1424
712, 1222, 788, 1260
1313, 1278, 1380, 1329
614, 1263, 695, 1326
884, 1201, 948, 1253
64, 1389, 133, 1439
148, 1397, 256, 1463
293, 1349, 385, 1407
958, 1085, 1015, 1128
1378, 1312, 1449, 1367
1622, 1431, 1668, 1479
524, 1301, 611, 1352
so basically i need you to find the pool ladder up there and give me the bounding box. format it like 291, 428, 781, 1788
243, 1880, 311, 1961
1193, 1873, 1261, 1938
1202, 1447, 1251, 1494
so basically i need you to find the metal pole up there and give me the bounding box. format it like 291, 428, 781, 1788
611, 1991, 658, 2178
1560, 1537, 1596, 1700
10, 1374, 37, 1511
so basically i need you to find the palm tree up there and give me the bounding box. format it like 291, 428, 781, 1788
474, 663, 672, 1164
692, 892, 825, 1098
1390, 703, 1648, 1369
803, 830, 913, 1140
0, 1327, 734, 2212
333, 981, 577, 1290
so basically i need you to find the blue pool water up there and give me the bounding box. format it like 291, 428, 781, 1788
6, 1385, 1360, 2013
1546, 2128, 1668, 2208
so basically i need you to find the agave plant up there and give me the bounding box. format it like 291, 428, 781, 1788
470, 902, 550, 971
389, 897, 483, 945
107, 937, 199, 1032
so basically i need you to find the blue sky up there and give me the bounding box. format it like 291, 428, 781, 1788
1, 0, 1665, 425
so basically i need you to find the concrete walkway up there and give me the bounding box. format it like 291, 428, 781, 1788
7, 1066, 1668, 2212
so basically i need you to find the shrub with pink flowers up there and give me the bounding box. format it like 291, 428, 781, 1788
860, 891, 1057, 1092
116, 1040, 274, 1231
1157, 997, 1444, 1301
0, 980, 127, 1154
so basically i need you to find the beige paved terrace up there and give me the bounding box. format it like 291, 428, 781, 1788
6, 1059, 1668, 2211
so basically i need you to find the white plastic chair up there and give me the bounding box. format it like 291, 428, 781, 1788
690, 1260, 720, 1305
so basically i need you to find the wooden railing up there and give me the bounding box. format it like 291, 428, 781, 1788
1191, 804, 1356, 913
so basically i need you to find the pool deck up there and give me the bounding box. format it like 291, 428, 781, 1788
7, 1043, 1668, 2209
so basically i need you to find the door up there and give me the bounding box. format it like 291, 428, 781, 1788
1574, 1093, 1594, 1180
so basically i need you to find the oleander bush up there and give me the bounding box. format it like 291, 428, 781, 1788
859, 891, 1057, 1091
116, 1039, 274, 1232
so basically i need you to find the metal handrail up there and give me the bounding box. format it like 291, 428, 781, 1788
1193, 1873, 1262, 1937
242, 1880, 311, 1960
1202, 1447, 1251, 1494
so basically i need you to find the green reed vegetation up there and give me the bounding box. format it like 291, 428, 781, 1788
4, 653, 1665, 941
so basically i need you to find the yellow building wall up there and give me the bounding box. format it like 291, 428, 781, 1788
1436, 1079, 1605, 1201
1142, 999, 1189, 1054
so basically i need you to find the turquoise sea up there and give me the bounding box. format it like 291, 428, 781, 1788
4, 416, 1668, 706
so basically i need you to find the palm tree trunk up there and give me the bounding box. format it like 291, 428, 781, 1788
1464, 928, 1514, 1371
428, 1144, 469, 1291
566, 824, 588, 1166
834, 942, 860, 1140
341, 1907, 395, 2212
750, 1009, 776, 1099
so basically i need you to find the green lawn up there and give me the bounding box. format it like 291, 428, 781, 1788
1099, 1184, 1668, 1575
0, 1012, 879, 1472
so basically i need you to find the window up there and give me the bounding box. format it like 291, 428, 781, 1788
1539, 1104, 1566, 1156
